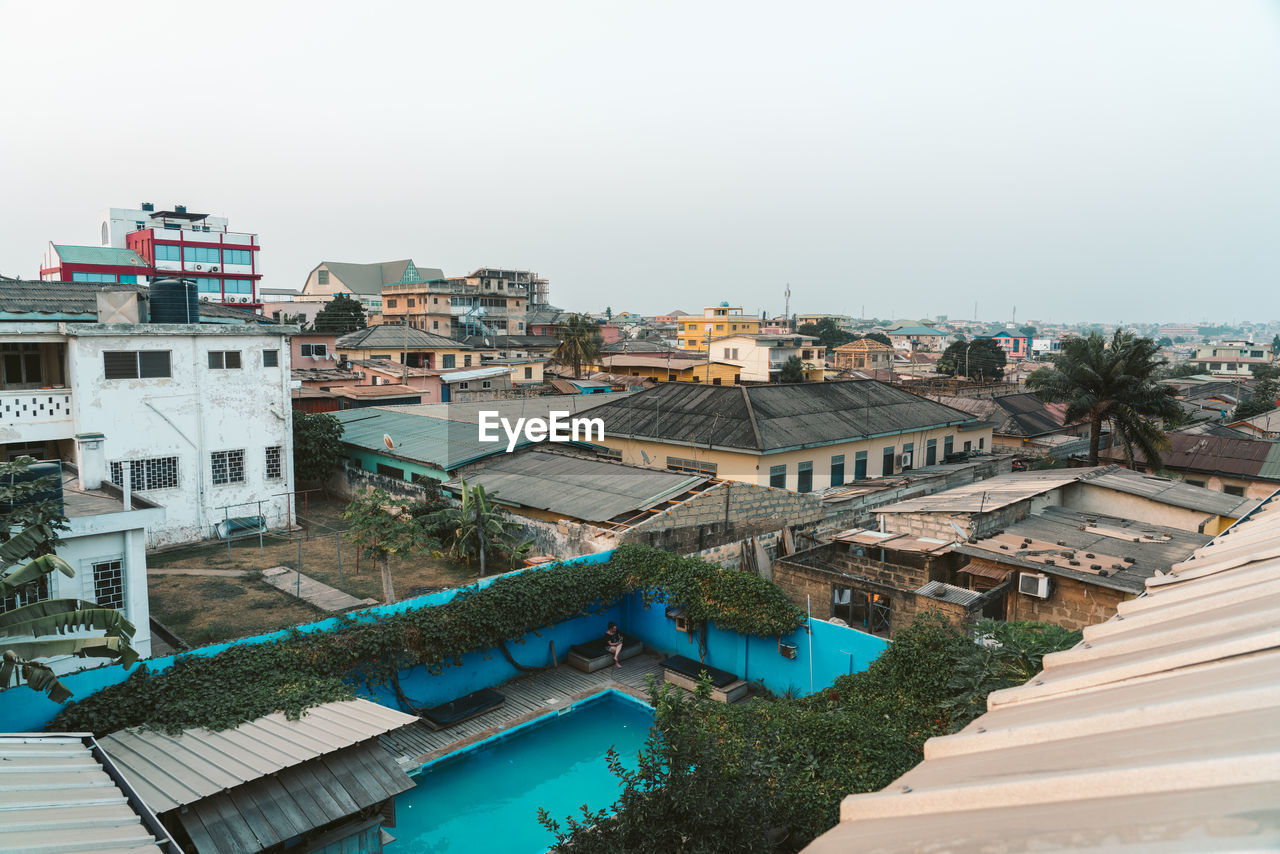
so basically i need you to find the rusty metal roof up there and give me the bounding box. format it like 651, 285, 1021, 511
803, 492, 1280, 854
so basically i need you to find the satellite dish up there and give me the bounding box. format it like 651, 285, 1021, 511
383, 434, 397, 451
640, 450, 651, 465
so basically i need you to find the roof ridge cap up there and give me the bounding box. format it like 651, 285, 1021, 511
740, 385, 764, 451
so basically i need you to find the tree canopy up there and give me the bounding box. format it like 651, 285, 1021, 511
292, 411, 345, 484
937, 338, 1006, 380
795, 318, 854, 349
1027, 330, 1181, 467
313, 293, 367, 335
1232, 378, 1279, 422
777, 355, 806, 383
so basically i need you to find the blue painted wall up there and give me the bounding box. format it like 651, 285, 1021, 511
6, 549, 889, 732
5, 552, 614, 732
621, 591, 889, 697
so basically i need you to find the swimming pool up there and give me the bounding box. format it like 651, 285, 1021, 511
390, 690, 654, 853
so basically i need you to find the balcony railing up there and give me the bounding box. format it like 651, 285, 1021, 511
0, 388, 73, 432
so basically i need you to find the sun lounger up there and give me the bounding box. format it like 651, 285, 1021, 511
660, 655, 748, 703
418, 688, 506, 731
566, 637, 644, 672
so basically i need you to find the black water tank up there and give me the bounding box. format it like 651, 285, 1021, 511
150, 279, 199, 324
0, 460, 64, 516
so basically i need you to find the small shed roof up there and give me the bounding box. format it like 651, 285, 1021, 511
98, 698, 415, 813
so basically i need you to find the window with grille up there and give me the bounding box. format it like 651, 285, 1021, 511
265, 446, 282, 480
666, 456, 717, 477
110, 457, 179, 491
211, 449, 246, 485
2, 572, 49, 613
104, 350, 171, 379
318, 270, 330, 285
92, 559, 125, 610
597, 448, 623, 461
300, 343, 328, 358
208, 351, 242, 369
262, 350, 279, 367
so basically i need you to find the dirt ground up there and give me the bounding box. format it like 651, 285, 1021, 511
147, 495, 481, 646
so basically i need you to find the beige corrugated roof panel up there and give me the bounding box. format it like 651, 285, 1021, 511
99, 698, 416, 814
801, 492, 1280, 854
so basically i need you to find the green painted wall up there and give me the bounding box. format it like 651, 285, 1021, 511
345, 447, 447, 482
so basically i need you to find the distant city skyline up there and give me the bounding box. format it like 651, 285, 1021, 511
2, 1, 1278, 324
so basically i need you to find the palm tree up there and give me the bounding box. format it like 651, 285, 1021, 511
1027, 330, 1182, 467
553, 314, 603, 379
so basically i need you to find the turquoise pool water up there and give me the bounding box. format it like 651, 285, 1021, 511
390, 690, 653, 853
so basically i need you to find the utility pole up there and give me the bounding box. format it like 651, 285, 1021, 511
705, 329, 712, 384
784, 284, 791, 332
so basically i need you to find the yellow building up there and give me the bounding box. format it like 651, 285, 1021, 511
678, 304, 762, 351
335, 324, 475, 370
584, 381, 992, 491
592, 353, 742, 384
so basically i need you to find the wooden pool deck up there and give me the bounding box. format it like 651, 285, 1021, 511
379, 653, 666, 768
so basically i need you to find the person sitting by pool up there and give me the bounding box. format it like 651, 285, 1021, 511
605, 622, 625, 668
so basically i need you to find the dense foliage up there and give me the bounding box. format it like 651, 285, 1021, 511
937, 337, 1007, 379
48, 545, 799, 734
312, 293, 367, 334
611, 544, 804, 638
553, 314, 604, 378
1232, 378, 1278, 422
292, 411, 345, 484
541, 614, 1079, 854
1028, 330, 1181, 466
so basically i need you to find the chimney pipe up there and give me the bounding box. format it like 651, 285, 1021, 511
75, 433, 107, 491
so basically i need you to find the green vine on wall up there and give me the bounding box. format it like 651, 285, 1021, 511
49, 545, 803, 736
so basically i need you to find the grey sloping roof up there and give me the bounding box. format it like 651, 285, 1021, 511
319, 260, 446, 294
450, 449, 708, 523
1098, 431, 1280, 482
337, 324, 471, 350
804, 497, 1280, 854
0, 280, 145, 317
0, 734, 171, 854
1078, 466, 1262, 516
98, 698, 415, 813
602, 338, 679, 354
458, 334, 560, 349
174, 740, 412, 854
335, 408, 521, 470
955, 506, 1211, 594
582, 381, 978, 453
1175, 421, 1253, 439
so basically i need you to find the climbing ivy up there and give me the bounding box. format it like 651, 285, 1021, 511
49, 545, 800, 735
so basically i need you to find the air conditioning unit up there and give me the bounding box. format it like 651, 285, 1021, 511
194, 264, 203, 271
199, 296, 211, 302
209, 266, 219, 272
898, 453, 913, 467
1018, 572, 1051, 599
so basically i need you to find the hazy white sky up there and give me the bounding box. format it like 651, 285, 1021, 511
2, 1, 1278, 323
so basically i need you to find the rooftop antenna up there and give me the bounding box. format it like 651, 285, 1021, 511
784, 284, 791, 332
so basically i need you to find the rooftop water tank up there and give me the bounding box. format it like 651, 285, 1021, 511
0, 460, 64, 517
149, 279, 199, 324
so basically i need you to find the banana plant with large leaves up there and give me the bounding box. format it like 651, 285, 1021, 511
0, 525, 139, 702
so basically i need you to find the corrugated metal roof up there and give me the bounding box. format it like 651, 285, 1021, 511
584, 381, 978, 453
803, 492, 1280, 854
450, 449, 708, 523
174, 740, 412, 854
53, 245, 149, 267
438, 365, 510, 383
878, 468, 1094, 514
98, 699, 416, 814
335, 408, 521, 470
318, 260, 444, 295
0, 734, 173, 854
1078, 467, 1261, 517
0, 280, 145, 317
916, 580, 983, 606
337, 324, 470, 350
1100, 432, 1280, 483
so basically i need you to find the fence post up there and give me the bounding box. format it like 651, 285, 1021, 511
297, 538, 303, 599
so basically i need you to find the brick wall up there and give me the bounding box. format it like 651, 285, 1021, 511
969, 556, 1129, 631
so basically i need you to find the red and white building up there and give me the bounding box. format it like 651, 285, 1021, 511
99, 203, 262, 308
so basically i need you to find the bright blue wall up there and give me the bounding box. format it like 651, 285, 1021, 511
621, 591, 889, 696
7, 549, 889, 732
5, 552, 614, 732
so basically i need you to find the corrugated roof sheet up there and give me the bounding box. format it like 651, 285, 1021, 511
451, 448, 708, 523
0, 734, 172, 854
318, 260, 444, 294
1078, 467, 1261, 517
584, 381, 978, 453
52, 244, 149, 267
98, 699, 415, 814
334, 408, 518, 470
878, 468, 1095, 514
0, 280, 145, 317
916, 580, 983, 606
803, 492, 1280, 854
1100, 432, 1280, 483
337, 324, 470, 350
174, 740, 412, 854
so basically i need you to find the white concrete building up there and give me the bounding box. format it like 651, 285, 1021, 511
0, 282, 297, 547
711, 333, 826, 382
